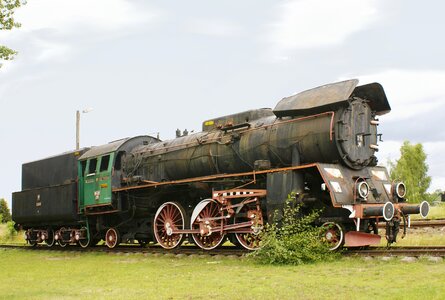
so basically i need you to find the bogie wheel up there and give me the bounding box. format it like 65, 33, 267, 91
27, 229, 37, 247
78, 227, 91, 248
57, 228, 68, 248
321, 222, 345, 251
105, 228, 120, 249
153, 202, 187, 249
191, 199, 225, 250
45, 229, 55, 247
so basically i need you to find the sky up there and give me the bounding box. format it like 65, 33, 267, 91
1, 0, 445, 207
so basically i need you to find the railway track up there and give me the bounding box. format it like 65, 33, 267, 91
345, 246, 445, 257
1, 220, 443, 258
408, 219, 445, 228
376, 218, 445, 228
0, 243, 248, 257
1, 243, 445, 257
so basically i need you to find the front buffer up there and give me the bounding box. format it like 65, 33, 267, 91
316, 163, 429, 249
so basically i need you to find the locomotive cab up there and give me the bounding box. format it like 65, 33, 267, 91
78, 136, 159, 215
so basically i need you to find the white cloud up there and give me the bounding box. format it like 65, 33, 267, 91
14, 0, 159, 33
352, 70, 445, 122
186, 18, 244, 37
267, 0, 379, 53
424, 141, 445, 192
377, 140, 401, 168
0, 1, 163, 72
32, 39, 71, 62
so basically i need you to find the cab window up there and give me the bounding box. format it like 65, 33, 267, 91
100, 155, 110, 172
115, 151, 125, 171
80, 160, 87, 176
88, 158, 97, 175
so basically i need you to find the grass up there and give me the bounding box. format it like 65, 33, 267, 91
0, 249, 444, 299
383, 202, 445, 247
0, 224, 23, 244
378, 227, 445, 247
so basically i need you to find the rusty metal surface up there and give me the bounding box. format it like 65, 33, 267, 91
377, 219, 445, 228
273, 79, 391, 117
273, 79, 359, 117
345, 246, 445, 257
0, 243, 249, 256
202, 108, 275, 131
123, 111, 342, 183
114, 163, 319, 192
352, 82, 391, 115
79, 136, 159, 160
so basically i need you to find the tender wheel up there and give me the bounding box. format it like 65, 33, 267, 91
45, 229, 55, 247
321, 222, 345, 251
27, 229, 37, 247
78, 227, 91, 248
153, 202, 186, 249
191, 199, 225, 250
57, 228, 67, 248
105, 228, 120, 249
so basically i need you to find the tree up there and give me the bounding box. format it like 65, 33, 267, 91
0, 0, 25, 68
0, 198, 12, 223
389, 141, 431, 203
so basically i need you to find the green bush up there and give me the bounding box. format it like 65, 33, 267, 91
250, 195, 339, 265
6, 221, 17, 236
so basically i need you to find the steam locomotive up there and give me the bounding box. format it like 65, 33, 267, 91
12, 79, 430, 251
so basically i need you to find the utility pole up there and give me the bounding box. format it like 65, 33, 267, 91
76, 108, 93, 150
76, 110, 80, 150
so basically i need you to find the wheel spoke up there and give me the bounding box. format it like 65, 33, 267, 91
191, 199, 225, 250
153, 202, 185, 249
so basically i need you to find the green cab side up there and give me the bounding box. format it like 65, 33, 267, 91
77, 136, 159, 215
79, 153, 114, 210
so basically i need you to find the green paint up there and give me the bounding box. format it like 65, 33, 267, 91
78, 153, 114, 211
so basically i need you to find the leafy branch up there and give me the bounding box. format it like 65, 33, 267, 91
0, 0, 26, 67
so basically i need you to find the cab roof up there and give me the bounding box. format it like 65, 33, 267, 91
79, 136, 160, 160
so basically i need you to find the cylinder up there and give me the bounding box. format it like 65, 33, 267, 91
363, 202, 394, 221
400, 201, 430, 218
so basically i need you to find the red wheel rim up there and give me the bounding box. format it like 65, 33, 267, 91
153, 202, 185, 249
191, 199, 225, 250
234, 204, 262, 250
322, 222, 344, 250
235, 232, 261, 251
105, 228, 120, 249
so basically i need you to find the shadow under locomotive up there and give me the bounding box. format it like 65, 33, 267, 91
12, 79, 430, 251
